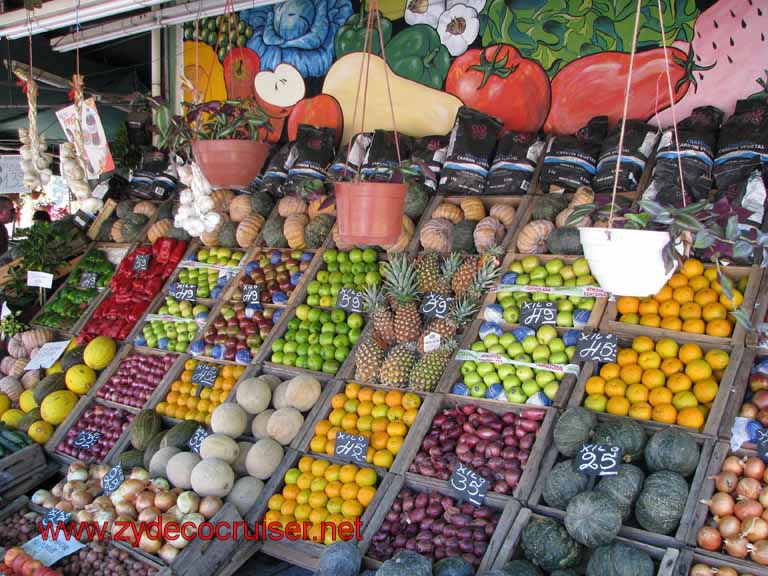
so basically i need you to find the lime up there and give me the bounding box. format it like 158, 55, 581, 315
306, 281, 320, 295
307, 355, 323, 371
336, 251, 349, 264
362, 248, 377, 263
321, 323, 336, 334
322, 359, 340, 374
334, 347, 350, 362
282, 352, 298, 366
295, 330, 309, 344
308, 333, 319, 345
307, 295, 320, 307
288, 317, 302, 330
348, 328, 362, 345
319, 333, 334, 347
271, 351, 284, 364
307, 308, 322, 323
284, 341, 298, 354
319, 311, 332, 324
319, 296, 334, 308
365, 271, 381, 285
316, 271, 330, 284
335, 322, 350, 335
333, 334, 350, 348
323, 249, 338, 264
326, 262, 339, 272
309, 321, 323, 334
347, 313, 363, 329
321, 346, 335, 360
295, 356, 308, 369
296, 343, 308, 357
318, 285, 331, 297
349, 249, 363, 263
354, 273, 367, 286
331, 309, 346, 324
308, 344, 322, 357
339, 262, 351, 274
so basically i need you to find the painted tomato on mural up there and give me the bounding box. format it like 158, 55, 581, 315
445, 44, 550, 133
544, 47, 703, 134
287, 94, 344, 144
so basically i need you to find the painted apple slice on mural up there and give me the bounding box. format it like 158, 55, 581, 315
223, 48, 261, 100
287, 94, 344, 144
254, 64, 306, 143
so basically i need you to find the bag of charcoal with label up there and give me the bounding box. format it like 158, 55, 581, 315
713, 99, 768, 191
539, 116, 609, 193
593, 120, 659, 193
485, 131, 546, 195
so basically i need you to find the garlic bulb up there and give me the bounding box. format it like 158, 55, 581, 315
174, 162, 219, 239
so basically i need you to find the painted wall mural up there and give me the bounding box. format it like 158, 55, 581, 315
182, 0, 768, 143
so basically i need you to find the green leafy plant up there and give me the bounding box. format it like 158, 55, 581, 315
0, 309, 27, 338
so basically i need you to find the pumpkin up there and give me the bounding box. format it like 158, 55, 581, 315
521, 517, 582, 571
565, 491, 622, 547
490, 204, 516, 227
211, 189, 235, 210
586, 543, 654, 576
451, 220, 477, 253
593, 420, 646, 462
21, 329, 53, 352
543, 459, 590, 510
553, 407, 596, 457
420, 218, 453, 253
596, 464, 645, 521
635, 470, 688, 534
284, 214, 309, 249
432, 202, 464, 224
278, 196, 308, 218
0, 356, 15, 375
0, 376, 22, 402
147, 219, 172, 243
644, 428, 699, 477
532, 195, 569, 221
8, 358, 26, 378
459, 197, 486, 220
133, 201, 157, 217
382, 216, 415, 253
111, 219, 125, 242
474, 217, 505, 251
556, 207, 586, 228
236, 215, 265, 248
571, 186, 595, 207
547, 227, 583, 255
500, 560, 542, 576
308, 195, 336, 218
229, 194, 253, 222
7, 334, 25, 359
517, 220, 555, 254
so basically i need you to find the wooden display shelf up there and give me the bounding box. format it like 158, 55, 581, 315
747, 267, 768, 349
599, 265, 761, 349
676, 547, 768, 576
527, 413, 715, 548
718, 347, 763, 443
490, 507, 679, 575
0, 443, 49, 507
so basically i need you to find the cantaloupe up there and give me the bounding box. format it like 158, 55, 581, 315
211, 403, 248, 438
166, 451, 201, 490
226, 476, 264, 515
190, 459, 235, 498
246, 438, 283, 479
200, 434, 240, 465
251, 410, 274, 439
150, 446, 181, 477
267, 408, 304, 445
284, 375, 321, 412
235, 441, 253, 476
272, 381, 290, 410
235, 377, 271, 415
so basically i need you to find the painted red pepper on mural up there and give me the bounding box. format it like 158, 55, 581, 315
445, 44, 551, 133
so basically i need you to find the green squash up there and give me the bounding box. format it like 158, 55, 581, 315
120, 221, 145, 242
586, 543, 654, 576
434, 558, 474, 576
521, 517, 582, 571
635, 470, 689, 534
119, 449, 145, 469
129, 410, 162, 451
644, 428, 699, 477
554, 407, 596, 457
305, 214, 334, 249
262, 213, 288, 248
596, 464, 645, 521
316, 541, 361, 576
166, 225, 192, 241
532, 195, 569, 221
33, 373, 66, 405
501, 560, 542, 576
593, 419, 646, 462
250, 191, 275, 218
123, 212, 149, 227
116, 200, 136, 219
375, 551, 432, 576
543, 459, 590, 510
404, 185, 429, 219
160, 421, 198, 449
565, 491, 622, 547
451, 220, 478, 253
156, 202, 173, 220
17, 409, 42, 431
216, 221, 238, 248
96, 218, 115, 241
60, 345, 86, 371
546, 227, 583, 255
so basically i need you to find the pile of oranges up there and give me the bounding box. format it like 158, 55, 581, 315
615, 259, 746, 337
266, 455, 377, 544
155, 360, 245, 424
583, 336, 730, 429
308, 383, 421, 470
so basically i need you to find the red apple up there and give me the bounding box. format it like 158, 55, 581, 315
222, 47, 260, 100
287, 94, 344, 145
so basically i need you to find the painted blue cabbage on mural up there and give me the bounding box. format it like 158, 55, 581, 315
241, 0, 353, 78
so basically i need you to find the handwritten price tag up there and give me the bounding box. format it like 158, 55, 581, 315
24, 340, 71, 370
101, 463, 125, 496
188, 426, 209, 454
242, 284, 261, 304
519, 301, 557, 328
192, 364, 219, 388
170, 282, 197, 302
41, 508, 72, 529
757, 429, 768, 464
72, 430, 100, 450
450, 462, 489, 506
22, 535, 84, 566
574, 333, 618, 363
419, 292, 453, 320
336, 288, 364, 314
576, 444, 622, 476
133, 254, 151, 272
27, 271, 54, 289
78, 272, 97, 289
334, 432, 369, 465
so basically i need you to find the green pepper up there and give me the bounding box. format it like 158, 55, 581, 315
334, 7, 391, 58
385, 25, 451, 90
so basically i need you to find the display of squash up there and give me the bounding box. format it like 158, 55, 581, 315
432, 202, 464, 224
235, 214, 265, 248
490, 204, 515, 227
284, 214, 309, 249
278, 196, 308, 218
516, 219, 555, 254
460, 197, 486, 220
147, 218, 172, 243
308, 195, 336, 218
133, 201, 157, 217
229, 194, 254, 222
474, 217, 505, 251
211, 189, 235, 210
420, 217, 453, 253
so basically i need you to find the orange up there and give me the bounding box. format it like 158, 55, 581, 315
638, 298, 660, 316
599, 363, 621, 380
331, 394, 347, 409
673, 286, 695, 304
344, 398, 360, 413
372, 390, 387, 405
357, 401, 374, 417
679, 302, 702, 320
585, 376, 606, 395
213, 377, 225, 390
695, 288, 719, 307
155, 402, 167, 416
315, 419, 332, 437
693, 378, 719, 403
620, 313, 640, 324
339, 482, 359, 501
677, 407, 705, 429
385, 390, 403, 408
668, 273, 689, 288
682, 259, 704, 278
294, 503, 312, 522
341, 499, 364, 518
626, 384, 649, 404
386, 435, 404, 455
654, 285, 673, 302
371, 417, 389, 433
357, 486, 376, 507
170, 381, 181, 392
339, 464, 358, 484
648, 387, 673, 407
309, 509, 328, 525
629, 402, 653, 420
682, 319, 706, 334
357, 387, 374, 403
704, 349, 730, 371
268, 494, 285, 511
324, 463, 341, 482
297, 473, 313, 491
641, 368, 666, 389
658, 300, 681, 318
264, 510, 281, 524
387, 421, 407, 437
298, 455, 314, 473
617, 348, 639, 366
326, 497, 343, 515
704, 267, 718, 282
703, 302, 727, 322
357, 415, 373, 432
679, 343, 703, 363
655, 338, 679, 359
311, 459, 330, 478
720, 290, 743, 311
345, 382, 361, 399
617, 297, 640, 315
325, 481, 342, 499
282, 484, 300, 500
706, 319, 733, 337
638, 351, 662, 370
605, 378, 627, 398
688, 276, 710, 293
651, 403, 678, 424
329, 408, 345, 427
632, 336, 655, 353
310, 435, 326, 453
280, 500, 297, 516
373, 449, 394, 468
387, 406, 405, 422
370, 431, 389, 450
666, 373, 693, 393
326, 426, 342, 440
639, 314, 662, 327
660, 317, 683, 331
325, 438, 337, 456
619, 364, 643, 385
355, 468, 377, 487
232, 365, 245, 379
685, 359, 713, 382
184, 358, 198, 371
366, 447, 375, 464
607, 397, 630, 416
672, 390, 698, 411
403, 408, 419, 427
402, 392, 421, 410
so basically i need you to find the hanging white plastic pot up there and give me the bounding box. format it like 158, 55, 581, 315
579, 227, 677, 297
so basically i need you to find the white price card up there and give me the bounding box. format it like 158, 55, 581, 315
1, 301, 11, 319
22, 534, 84, 566
25, 340, 71, 370
27, 271, 54, 289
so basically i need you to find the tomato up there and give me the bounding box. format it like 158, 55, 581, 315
445, 44, 550, 133
544, 47, 704, 135
287, 95, 344, 145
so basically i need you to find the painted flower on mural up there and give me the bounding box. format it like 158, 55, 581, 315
241, 0, 354, 78
438, 3, 480, 56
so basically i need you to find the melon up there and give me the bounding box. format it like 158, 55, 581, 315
19, 389, 37, 413
166, 451, 202, 489
190, 459, 235, 498
267, 408, 304, 445
40, 389, 77, 424
64, 364, 97, 395
149, 446, 181, 477
272, 380, 290, 409
200, 434, 240, 465
246, 438, 283, 479
210, 403, 248, 438
235, 441, 253, 476
251, 410, 274, 439
130, 410, 162, 451
226, 476, 264, 515
283, 375, 321, 411
234, 377, 271, 414
83, 336, 116, 370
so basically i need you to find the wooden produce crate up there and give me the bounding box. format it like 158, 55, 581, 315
490, 507, 679, 575
567, 338, 744, 438
717, 347, 764, 444
684, 440, 768, 573
395, 394, 555, 504
0, 443, 49, 506
599, 265, 762, 349
360, 473, 521, 573
298, 379, 438, 476
528, 412, 715, 548
747, 267, 768, 349
259, 449, 394, 572
676, 547, 768, 576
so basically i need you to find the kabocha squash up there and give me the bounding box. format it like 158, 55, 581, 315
593, 420, 646, 462
229, 194, 253, 222
420, 218, 453, 253
404, 186, 428, 219
217, 221, 238, 248
434, 558, 475, 576
305, 214, 334, 248
211, 189, 235, 210
130, 410, 162, 450
644, 428, 699, 477
460, 197, 486, 220
521, 517, 582, 571
111, 220, 125, 242
565, 491, 622, 547
318, 541, 363, 576
21, 328, 53, 351
451, 220, 477, 253
0, 356, 15, 375
500, 560, 542, 576
9, 359, 26, 378
474, 217, 505, 251
532, 195, 569, 221
635, 470, 688, 534
263, 214, 288, 248
278, 196, 308, 217
517, 220, 555, 254
250, 191, 275, 217
490, 203, 516, 227
284, 214, 309, 249
133, 201, 157, 217
116, 200, 135, 219
147, 218, 172, 243
572, 186, 595, 207
308, 195, 336, 218
586, 543, 654, 576
432, 202, 464, 224
236, 214, 265, 248
377, 551, 431, 576
543, 459, 590, 510
553, 407, 596, 457
546, 227, 583, 255
596, 464, 645, 521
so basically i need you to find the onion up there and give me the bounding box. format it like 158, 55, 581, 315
737, 477, 762, 500
711, 471, 738, 493
723, 456, 745, 476
40, 495, 58, 509
716, 515, 742, 538
67, 465, 89, 482
741, 517, 768, 542
90, 464, 110, 481
135, 491, 156, 512
111, 516, 133, 539
138, 507, 160, 524
130, 467, 151, 482
31, 489, 51, 505
70, 489, 93, 509
717, 568, 737, 576
158, 543, 179, 563
734, 498, 763, 520
724, 537, 749, 558
155, 491, 177, 512
115, 501, 137, 519
745, 457, 767, 480
118, 479, 145, 502
62, 480, 84, 501
55, 501, 74, 513
149, 477, 171, 493
139, 527, 162, 554
702, 493, 735, 517
176, 492, 200, 515
697, 526, 722, 550
94, 509, 115, 524
750, 540, 768, 565
689, 564, 714, 576
199, 496, 222, 519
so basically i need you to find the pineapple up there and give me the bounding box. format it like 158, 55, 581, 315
451, 248, 503, 297
409, 343, 457, 392
382, 254, 421, 343
418, 293, 479, 353
414, 252, 442, 294
354, 334, 387, 383
434, 252, 463, 296
379, 343, 418, 388
363, 284, 396, 346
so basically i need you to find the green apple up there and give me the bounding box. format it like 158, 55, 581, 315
549, 351, 568, 364
580, 298, 596, 311
530, 266, 548, 281
521, 380, 541, 397
476, 362, 496, 377
545, 258, 564, 275
515, 274, 530, 285
572, 257, 590, 277
502, 308, 520, 324
483, 372, 501, 386
560, 265, 575, 280
509, 262, 524, 274
464, 372, 483, 387
498, 294, 516, 308
487, 344, 507, 356
564, 278, 577, 287
514, 353, 532, 363
502, 375, 522, 391
497, 364, 516, 380
531, 292, 548, 302
483, 334, 499, 348
576, 274, 597, 286
529, 278, 546, 287
521, 256, 540, 273
461, 361, 477, 375
566, 346, 576, 361
470, 382, 487, 398
557, 300, 574, 312
537, 325, 558, 345
548, 338, 566, 354
499, 333, 517, 348
543, 381, 560, 400
506, 388, 527, 403
556, 311, 573, 327
521, 336, 539, 354
536, 370, 555, 386
515, 366, 534, 381
471, 342, 488, 352
545, 274, 564, 287
532, 344, 551, 363
555, 371, 565, 381
506, 342, 524, 357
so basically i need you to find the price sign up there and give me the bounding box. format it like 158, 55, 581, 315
72, 430, 101, 450
419, 292, 453, 320
757, 429, 768, 463
576, 444, 622, 476
101, 463, 125, 496
24, 340, 70, 370
23, 535, 84, 566
188, 426, 209, 454
133, 254, 151, 272
423, 332, 441, 353
78, 272, 97, 289
335, 288, 364, 314
170, 282, 197, 302
242, 284, 261, 305
42, 508, 72, 529
27, 271, 54, 289
334, 432, 369, 465
192, 364, 219, 388
73, 210, 95, 231
519, 301, 557, 328
450, 462, 489, 506
574, 333, 618, 363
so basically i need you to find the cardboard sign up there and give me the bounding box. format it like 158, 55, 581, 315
41, 508, 72, 529
23, 534, 84, 566
419, 292, 453, 320
170, 282, 197, 302
423, 332, 441, 353
450, 462, 489, 506
335, 288, 365, 314
576, 444, 622, 476
188, 426, 209, 454
101, 463, 125, 496
24, 340, 70, 370
72, 430, 100, 450
192, 364, 219, 388
0, 155, 26, 194
56, 97, 115, 178
78, 272, 97, 289
133, 254, 151, 272
574, 333, 618, 363
242, 284, 261, 305
519, 301, 557, 328
27, 271, 54, 289
757, 429, 768, 464
334, 432, 369, 465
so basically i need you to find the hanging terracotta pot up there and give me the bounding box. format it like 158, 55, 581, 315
192, 140, 271, 187
335, 181, 407, 245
